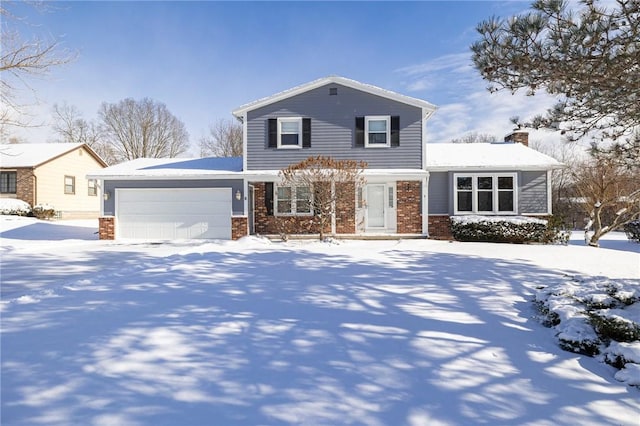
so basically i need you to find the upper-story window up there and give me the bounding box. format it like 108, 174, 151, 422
268, 118, 311, 149
454, 173, 517, 214
365, 116, 390, 147
0, 171, 17, 194
355, 116, 400, 148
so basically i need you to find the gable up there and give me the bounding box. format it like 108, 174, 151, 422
233, 76, 436, 120
0, 143, 108, 169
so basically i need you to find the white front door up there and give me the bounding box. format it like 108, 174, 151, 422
367, 184, 385, 228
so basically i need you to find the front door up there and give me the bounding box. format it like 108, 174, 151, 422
367, 184, 385, 228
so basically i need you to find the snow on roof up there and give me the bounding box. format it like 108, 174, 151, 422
0, 143, 86, 168
426, 142, 564, 171
232, 76, 437, 119
88, 156, 243, 179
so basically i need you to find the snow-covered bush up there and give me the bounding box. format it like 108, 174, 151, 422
0, 199, 32, 216
623, 220, 640, 243
32, 204, 56, 220
450, 215, 548, 243
541, 215, 572, 245
535, 276, 640, 387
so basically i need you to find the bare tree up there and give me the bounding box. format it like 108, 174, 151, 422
573, 151, 640, 247
1, 2, 75, 129
449, 132, 497, 144
279, 156, 366, 241
200, 118, 242, 157
51, 102, 115, 164
98, 98, 190, 163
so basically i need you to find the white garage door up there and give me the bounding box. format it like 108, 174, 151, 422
116, 188, 232, 239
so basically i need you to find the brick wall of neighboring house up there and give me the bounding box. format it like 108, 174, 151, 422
396, 180, 422, 234
231, 216, 248, 240
98, 216, 115, 240
428, 215, 453, 239
16, 168, 36, 206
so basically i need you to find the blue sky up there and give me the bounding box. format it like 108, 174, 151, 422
8, 1, 558, 155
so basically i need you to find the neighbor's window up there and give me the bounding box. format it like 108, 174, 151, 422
454, 173, 517, 214
64, 175, 75, 195
276, 185, 312, 215
278, 117, 303, 148
0, 171, 17, 194
88, 179, 97, 196
365, 116, 390, 147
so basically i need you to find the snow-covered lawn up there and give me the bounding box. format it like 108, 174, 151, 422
1, 216, 638, 426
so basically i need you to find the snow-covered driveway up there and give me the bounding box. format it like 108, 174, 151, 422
1, 217, 638, 426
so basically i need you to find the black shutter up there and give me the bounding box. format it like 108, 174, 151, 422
268, 119, 277, 148
391, 116, 400, 146
355, 117, 364, 147
302, 118, 311, 148
265, 182, 274, 216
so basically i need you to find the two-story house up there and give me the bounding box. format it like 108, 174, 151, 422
89, 76, 562, 240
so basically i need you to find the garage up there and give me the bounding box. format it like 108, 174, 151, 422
116, 188, 232, 239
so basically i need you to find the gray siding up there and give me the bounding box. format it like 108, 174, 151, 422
103, 179, 245, 216
246, 83, 423, 170
519, 171, 548, 214
428, 172, 449, 214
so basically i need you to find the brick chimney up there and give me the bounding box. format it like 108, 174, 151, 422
504, 130, 529, 147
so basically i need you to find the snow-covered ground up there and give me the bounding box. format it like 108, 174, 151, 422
1, 216, 638, 426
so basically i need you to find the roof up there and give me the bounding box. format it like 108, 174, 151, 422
426, 142, 564, 171
0, 143, 107, 168
87, 157, 244, 180
232, 76, 437, 119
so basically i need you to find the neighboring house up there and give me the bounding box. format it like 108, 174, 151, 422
88, 76, 562, 240
0, 143, 108, 219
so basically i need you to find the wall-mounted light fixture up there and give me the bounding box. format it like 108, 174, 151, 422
235, 189, 242, 201
103, 191, 111, 201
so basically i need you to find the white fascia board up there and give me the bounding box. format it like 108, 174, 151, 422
426, 165, 562, 172
87, 173, 245, 180
232, 76, 437, 118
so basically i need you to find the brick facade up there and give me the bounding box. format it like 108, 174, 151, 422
231, 216, 248, 240
396, 180, 422, 234
252, 181, 356, 236
99, 216, 115, 240
428, 215, 453, 239
15, 168, 36, 206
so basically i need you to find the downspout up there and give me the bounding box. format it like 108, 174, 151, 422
423, 173, 429, 237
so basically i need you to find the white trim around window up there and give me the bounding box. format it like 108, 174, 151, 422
453, 173, 517, 215
277, 117, 303, 149
364, 115, 390, 148
275, 184, 313, 216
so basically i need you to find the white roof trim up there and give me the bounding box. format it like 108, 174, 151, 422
232, 76, 437, 119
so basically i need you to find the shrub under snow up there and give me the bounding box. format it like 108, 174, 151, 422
0, 199, 31, 216
32, 203, 56, 220
624, 220, 640, 243
535, 276, 640, 387
451, 215, 549, 243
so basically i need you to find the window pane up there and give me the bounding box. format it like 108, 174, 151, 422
477, 191, 493, 211
368, 120, 387, 132
281, 121, 299, 133
457, 191, 472, 211
457, 177, 472, 190
478, 177, 493, 190
277, 200, 292, 214
498, 176, 513, 189
368, 133, 387, 144
498, 191, 514, 211
280, 134, 299, 145
277, 186, 291, 199
296, 186, 311, 213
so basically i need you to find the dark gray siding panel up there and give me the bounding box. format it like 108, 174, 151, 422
103, 179, 245, 216
519, 171, 547, 214
246, 83, 423, 170
428, 172, 449, 215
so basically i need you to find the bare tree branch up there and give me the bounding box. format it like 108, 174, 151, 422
199, 118, 243, 157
